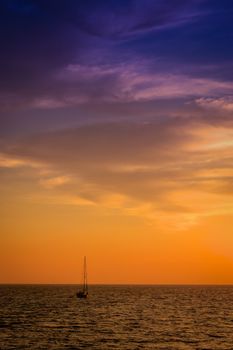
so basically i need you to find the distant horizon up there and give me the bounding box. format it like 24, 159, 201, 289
1, 283, 233, 286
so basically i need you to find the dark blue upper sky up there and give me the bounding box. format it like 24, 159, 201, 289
0, 0, 233, 134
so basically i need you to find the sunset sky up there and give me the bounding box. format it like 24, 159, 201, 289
1, 0, 233, 284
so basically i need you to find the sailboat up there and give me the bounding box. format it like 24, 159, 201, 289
77, 256, 88, 298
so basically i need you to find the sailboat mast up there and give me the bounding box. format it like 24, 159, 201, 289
84, 256, 88, 292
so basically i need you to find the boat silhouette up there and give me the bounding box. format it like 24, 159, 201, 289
77, 256, 88, 298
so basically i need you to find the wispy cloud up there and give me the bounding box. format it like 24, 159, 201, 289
1, 0, 231, 113
39, 176, 71, 189
0, 153, 27, 168
17, 63, 233, 110
195, 96, 233, 111
0, 153, 43, 169
1, 120, 233, 228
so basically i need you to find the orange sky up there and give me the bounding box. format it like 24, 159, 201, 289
1, 122, 233, 284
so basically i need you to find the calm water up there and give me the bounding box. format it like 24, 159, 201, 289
0, 285, 233, 349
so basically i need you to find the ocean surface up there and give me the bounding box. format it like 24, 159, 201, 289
0, 285, 233, 349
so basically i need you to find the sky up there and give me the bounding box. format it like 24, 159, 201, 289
0, 0, 233, 284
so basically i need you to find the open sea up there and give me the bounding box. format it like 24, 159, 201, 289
0, 285, 233, 349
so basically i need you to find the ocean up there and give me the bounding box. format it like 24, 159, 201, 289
0, 285, 233, 349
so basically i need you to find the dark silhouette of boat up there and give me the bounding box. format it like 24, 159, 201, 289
77, 256, 88, 298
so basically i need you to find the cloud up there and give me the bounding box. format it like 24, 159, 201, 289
2, 61, 233, 111
39, 176, 71, 189
1, 0, 231, 112
29, 193, 95, 207
0, 153, 42, 169
195, 97, 233, 111
1, 120, 233, 228
0, 153, 27, 168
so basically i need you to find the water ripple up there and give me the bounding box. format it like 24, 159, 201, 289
0, 285, 233, 349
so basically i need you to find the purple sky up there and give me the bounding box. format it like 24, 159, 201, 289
0, 0, 232, 135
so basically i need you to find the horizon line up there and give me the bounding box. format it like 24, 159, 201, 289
1, 283, 233, 286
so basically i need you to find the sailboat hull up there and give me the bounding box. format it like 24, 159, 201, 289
76, 291, 88, 298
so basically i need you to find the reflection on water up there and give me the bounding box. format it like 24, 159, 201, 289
0, 285, 233, 349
